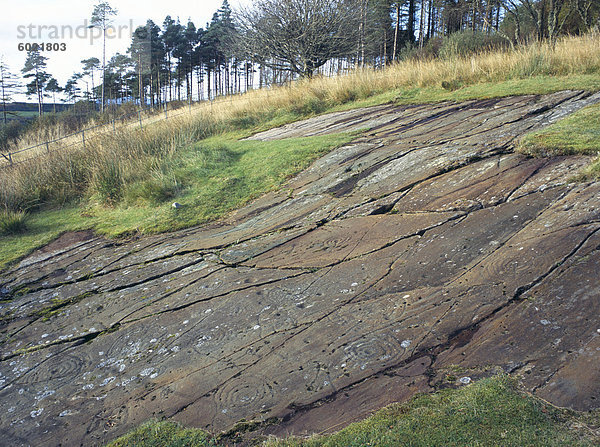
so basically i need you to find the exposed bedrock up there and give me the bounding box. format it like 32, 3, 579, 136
1, 91, 599, 445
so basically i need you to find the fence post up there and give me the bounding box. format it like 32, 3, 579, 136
138, 111, 143, 129
112, 119, 116, 133
7, 152, 12, 165
82, 130, 85, 149
164, 102, 168, 120
46, 142, 50, 153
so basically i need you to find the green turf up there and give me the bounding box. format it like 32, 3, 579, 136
105, 376, 600, 447
0, 207, 89, 270
517, 102, 600, 180
0, 133, 354, 270
3, 73, 600, 271
106, 420, 216, 447
330, 74, 600, 111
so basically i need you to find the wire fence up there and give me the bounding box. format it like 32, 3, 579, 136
0, 99, 213, 169
0, 76, 299, 170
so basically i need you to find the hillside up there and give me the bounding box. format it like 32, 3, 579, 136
1, 90, 599, 445
2, 34, 600, 271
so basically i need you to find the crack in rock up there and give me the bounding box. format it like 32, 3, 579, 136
1, 91, 600, 447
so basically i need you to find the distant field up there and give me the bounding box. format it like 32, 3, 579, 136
2, 102, 69, 122
6, 110, 39, 120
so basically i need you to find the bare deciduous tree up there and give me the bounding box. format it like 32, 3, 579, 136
235, 0, 362, 78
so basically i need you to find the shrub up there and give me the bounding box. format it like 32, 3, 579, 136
116, 101, 141, 120
439, 30, 509, 59
0, 121, 30, 151
509, 52, 550, 78
399, 37, 444, 60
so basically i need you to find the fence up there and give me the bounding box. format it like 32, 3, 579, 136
0, 98, 220, 169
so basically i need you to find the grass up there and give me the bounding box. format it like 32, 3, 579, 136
0, 207, 85, 267
14, 110, 39, 117
1, 33, 600, 269
0, 132, 354, 270
0, 208, 28, 235
105, 376, 600, 447
106, 420, 216, 447
87, 132, 355, 236
517, 103, 600, 180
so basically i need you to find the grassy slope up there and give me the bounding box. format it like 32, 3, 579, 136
1, 34, 600, 270
334, 74, 600, 111
2, 76, 599, 271
0, 133, 354, 269
106, 376, 600, 447
4, 75, 597, 270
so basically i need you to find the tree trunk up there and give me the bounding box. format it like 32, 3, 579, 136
538, 0, 548, 40
167, 54, 172, 102
1, 70, 6, 124
1, 90, 6, 125
207, 68, 211, 100
382, 29, 387, 66
419, 0, 426, 47
427, 0, 434, 39
149, 71, 154, 108
548, 0, 565, 43
408, 0, 416, 43
393, 3, 400, 61
35, 67, 42, 116
90, 70, 95, 109
101, 28, 106, 113
138, 55, 143, 106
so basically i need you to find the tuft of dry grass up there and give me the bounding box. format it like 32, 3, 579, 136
0, 208, 28, 235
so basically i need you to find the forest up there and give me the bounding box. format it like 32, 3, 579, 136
3, 0, 599, 119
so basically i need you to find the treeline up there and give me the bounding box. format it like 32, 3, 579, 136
2, 0, 599, 123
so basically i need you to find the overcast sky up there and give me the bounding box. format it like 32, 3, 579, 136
1, 0, 247, 102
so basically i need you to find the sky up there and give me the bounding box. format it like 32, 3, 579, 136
1, 0, 247, 102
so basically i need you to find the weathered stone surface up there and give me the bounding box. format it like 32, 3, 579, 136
1, 91, 600, 446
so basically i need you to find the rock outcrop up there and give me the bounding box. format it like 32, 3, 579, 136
1, 91, 599, 446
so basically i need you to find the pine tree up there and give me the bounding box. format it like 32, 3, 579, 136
0, 58, 20, 124
192, 26, 206, 100
107, 53, 132, 102
22, 49, 50, 116
129, 21, 164, 106
162, 16, 184, 102
90, 1, 118, 112
45, 78, 63, 113
173, 20, 199, 100
202, 12, 224, 98
64, 74, 82, 104
81, 58, 100, 107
